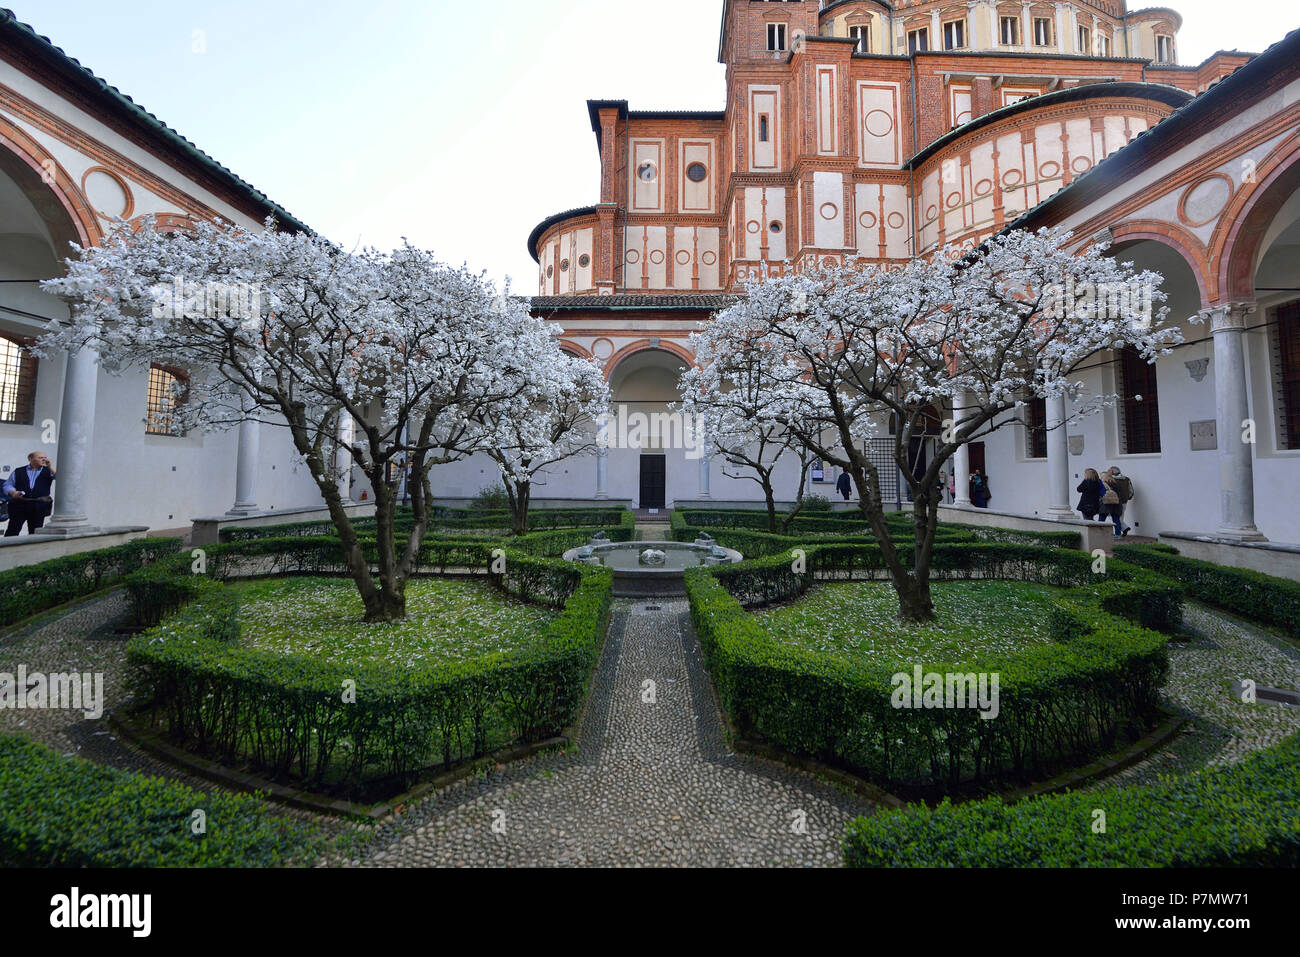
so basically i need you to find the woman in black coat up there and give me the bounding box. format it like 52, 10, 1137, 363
1076, 468, 1104, 521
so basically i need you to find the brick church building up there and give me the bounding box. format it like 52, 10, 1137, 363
494, 0, 1300, 560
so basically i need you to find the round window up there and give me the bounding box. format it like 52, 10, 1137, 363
769, 221, 783, 234
560, 258, 570, 272
637, 161, 658, 182
686, 162, 708, 183
578, 253, 591, 268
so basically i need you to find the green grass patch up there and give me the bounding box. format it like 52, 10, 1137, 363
753, 580, 1061, 665
236, 577, 558, 668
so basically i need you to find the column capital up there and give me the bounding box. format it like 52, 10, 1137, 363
1201, 301, 1256, 332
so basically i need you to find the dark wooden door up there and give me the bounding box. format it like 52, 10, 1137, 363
639, 454, 666, 510
969, 441, 986, 475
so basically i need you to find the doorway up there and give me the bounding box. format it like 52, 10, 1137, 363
639, 454, 666, 510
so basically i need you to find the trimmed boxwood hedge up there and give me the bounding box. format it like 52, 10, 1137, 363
676, 508, 878, 535
843, 731, 1300, 866
0, 733, 316, 867
1118, 543, 1300, 640
124, 540, 613, 793
685, 542, 1180, 793
432, 507, 634, 531
0, 537, 180, 629
218, 507, 635, 542
668, 510, 1080, 557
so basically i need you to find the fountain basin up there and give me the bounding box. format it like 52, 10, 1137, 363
562, 540, 744, 597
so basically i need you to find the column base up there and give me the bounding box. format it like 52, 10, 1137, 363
1046, 507, 1076, 520
594, 492, 609, 501
34, 520, 102, 538
1213, 526, 1269, 542
953, 498, 972, 507
225, 503, 260, 517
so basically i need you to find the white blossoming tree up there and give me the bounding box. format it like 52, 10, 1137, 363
480, 351, 610, 535
694, 228, 1179, 622
678, 327, 816, 533
40, 217, 579, 622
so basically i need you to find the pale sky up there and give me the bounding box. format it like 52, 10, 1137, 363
7, 0, 1295, 289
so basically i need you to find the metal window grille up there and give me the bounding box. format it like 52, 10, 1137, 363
866, 437, 898, 503
146, 364, 188, 436
0, 335, 37, 425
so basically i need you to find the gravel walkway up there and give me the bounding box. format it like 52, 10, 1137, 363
1081, 602, 1300, 789
349, 598, 875, 867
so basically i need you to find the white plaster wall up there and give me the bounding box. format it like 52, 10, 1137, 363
77, 366, 322, 528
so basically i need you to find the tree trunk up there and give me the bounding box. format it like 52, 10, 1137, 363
365, 473, 408, 622
891, 574, 934, 623
847, 460, 937, 624
761, 474, 778, 533
286, 408, 388, 620
512, 481, 531, 536
363, 583, 407, 622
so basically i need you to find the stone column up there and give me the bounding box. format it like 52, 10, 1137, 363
594, 415, 609, 500
953, 391, 972, 507
38, 346, 100, 536
595, 448, 608, 500
1205, 303, 1266, 540
336, 412, 353, 502
698, 452, 711, 500
226, 404, 261, 516
1045, 393, 1073, 518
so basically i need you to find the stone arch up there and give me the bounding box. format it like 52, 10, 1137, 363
1214, 139, 1300, 304
0, 116, 101, 254
603, 338, 695, 382
556, 339, 593, 360
1108, 219, 1212, 306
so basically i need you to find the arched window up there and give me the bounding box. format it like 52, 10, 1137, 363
0, 333, 38, 425
146, 363, 189, 436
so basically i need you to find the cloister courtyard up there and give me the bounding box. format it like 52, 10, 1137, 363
0, 3, 1298, 910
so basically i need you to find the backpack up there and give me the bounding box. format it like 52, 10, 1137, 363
1113, 476, 1133, 504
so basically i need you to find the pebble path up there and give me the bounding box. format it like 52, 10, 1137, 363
354, 598, 875, 867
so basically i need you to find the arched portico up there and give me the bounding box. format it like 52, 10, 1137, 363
1108, 220, 1212, 307
0, 127, 102, 536
1199, 146, 1300, 540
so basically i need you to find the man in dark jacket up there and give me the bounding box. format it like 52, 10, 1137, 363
3, 451, 56, 536
835, 470, 852, 501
